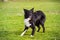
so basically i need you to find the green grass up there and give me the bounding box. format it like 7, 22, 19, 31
0, 1, 60, 40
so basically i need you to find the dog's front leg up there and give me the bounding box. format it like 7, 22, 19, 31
20, 26, 28, 36
30, 23, 35, 37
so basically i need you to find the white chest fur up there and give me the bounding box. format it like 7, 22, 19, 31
24, 18, 31, 27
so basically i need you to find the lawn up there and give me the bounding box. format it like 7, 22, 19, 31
0, 1, 60, 40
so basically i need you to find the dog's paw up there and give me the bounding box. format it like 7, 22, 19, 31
37, 31, 39, 32
43, 31, 45, 33
30, 35, 34, 37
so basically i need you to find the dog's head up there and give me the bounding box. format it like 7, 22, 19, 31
24, 8, 34, 19
24, 8, 34, 27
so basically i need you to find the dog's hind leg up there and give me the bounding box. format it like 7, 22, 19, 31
41, 21, 45, 33
35, 20, 41, 32
20, 26, 28, 36
36, 25, 41, 32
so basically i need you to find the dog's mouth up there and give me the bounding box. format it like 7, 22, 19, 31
27, 18, 31, 21
29, 16, 32, 20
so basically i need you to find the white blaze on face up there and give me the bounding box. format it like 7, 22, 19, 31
24, 18, 31, 27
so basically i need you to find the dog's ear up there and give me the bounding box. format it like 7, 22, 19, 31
30, 8, 34, 12
23, 9, 28, 13
23, 9, 28, 12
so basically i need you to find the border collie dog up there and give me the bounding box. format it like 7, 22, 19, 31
21, 8, 46, 37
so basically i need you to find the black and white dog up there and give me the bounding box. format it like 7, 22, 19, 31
21, 8, 46, 37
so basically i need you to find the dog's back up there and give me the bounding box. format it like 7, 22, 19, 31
33, 10, 46, 24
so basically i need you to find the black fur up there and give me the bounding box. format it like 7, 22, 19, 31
23, 8, 46, 36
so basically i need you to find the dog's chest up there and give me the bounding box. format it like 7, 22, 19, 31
24, 18, 31, 27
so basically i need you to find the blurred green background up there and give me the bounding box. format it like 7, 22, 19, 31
0, 0, 60, 40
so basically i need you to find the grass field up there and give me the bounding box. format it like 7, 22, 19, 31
0, 1, 60, 40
